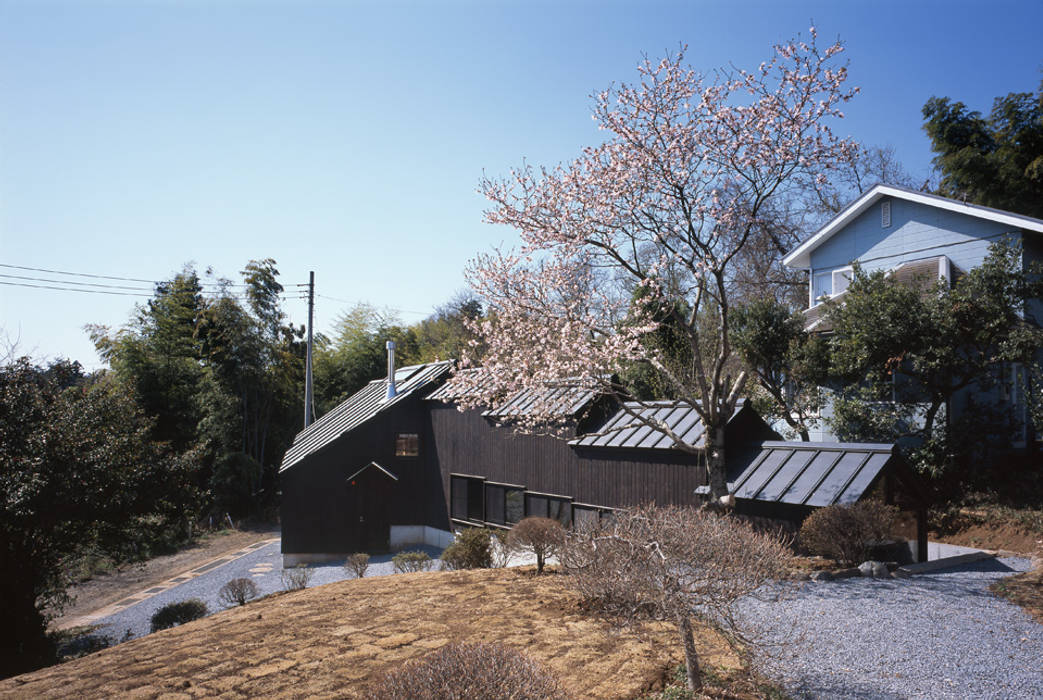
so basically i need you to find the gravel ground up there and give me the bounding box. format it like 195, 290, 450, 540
86, 542, 445, 642
740, 556, 1043, 699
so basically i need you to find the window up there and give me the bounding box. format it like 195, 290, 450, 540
881, 200, 892, 228
483, 483, 526, 525
813, 271, 832, 302
505, 487, 524, 524
525, 492, 572, 527
573, 505, 600, 531
832, 267, 853, 295
571, 503, 615, 530
450, 475, 484, 522
485, 484, 505, 524
395, 433, 419, 456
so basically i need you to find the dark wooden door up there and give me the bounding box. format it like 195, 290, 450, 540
348, 466, 394, 553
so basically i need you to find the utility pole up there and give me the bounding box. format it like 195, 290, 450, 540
304, 271, 315, 428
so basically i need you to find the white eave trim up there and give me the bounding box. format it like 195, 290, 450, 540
783, 184, 1043, 269
347, 461, 399, 482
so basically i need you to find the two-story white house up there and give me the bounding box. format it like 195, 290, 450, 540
782, 183, 1043, 446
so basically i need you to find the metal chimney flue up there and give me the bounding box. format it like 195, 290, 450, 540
385, 340, 397, 400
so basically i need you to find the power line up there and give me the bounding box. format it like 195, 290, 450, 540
314, 294, 431, 317
0, 280, 155, 297
0, 272, 154, 292
1, 279, 300, 301
0, 262, 249, 288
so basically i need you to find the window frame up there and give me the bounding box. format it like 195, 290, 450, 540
395, 432, 420, 457
449, 473, 486, 524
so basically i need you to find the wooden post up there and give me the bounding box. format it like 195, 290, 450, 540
916, 508, 928, 563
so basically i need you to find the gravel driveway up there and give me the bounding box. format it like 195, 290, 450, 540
741, 556, 1043, 699
88, 541, 444, 641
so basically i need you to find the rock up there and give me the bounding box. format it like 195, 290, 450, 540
833, 567, 861, 579
810, 570, 834, 582
859, 560, 889, 578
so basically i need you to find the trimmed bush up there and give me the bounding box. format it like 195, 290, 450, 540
218, 577, 259, 607
440, 528, 493, 570
150, 599, 208, 632
490, 528, 512, 568
508, 517, 565, 574
365, 641, 567, 700
346, 552, 371, 579
799, 500, 899, 566
392, 550, 432, 573
282, 564, 313, 591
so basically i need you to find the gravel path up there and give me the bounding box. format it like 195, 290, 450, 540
86, 542, 444, 642
741, 556, 1043, 699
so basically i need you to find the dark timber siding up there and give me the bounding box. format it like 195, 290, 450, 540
429, 402, 776, 516
280, 395, 449, 554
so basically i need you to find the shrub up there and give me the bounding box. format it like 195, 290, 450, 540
561, 504, 792, 692
798, 500, 899, 566
282, 564, 313, 591
508, 517, 565, 574
218, 577, 259, 607
365, 641, 567, 700
346, 552, 371, 579
150, 599, 208, 632
392, 550, 432, 573
440, 528, 493, 570
491, 528, 512, 568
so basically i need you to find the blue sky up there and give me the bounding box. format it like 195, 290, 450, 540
2, 0, 1041, 369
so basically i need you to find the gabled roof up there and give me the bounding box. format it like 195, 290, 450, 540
696, 440, 900, 507
280, 361, 452, 471
426, 368, 599, 419
783, 184, 1043, 269
569, 400, 745, 451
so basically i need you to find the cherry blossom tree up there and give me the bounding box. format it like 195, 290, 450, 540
454, 30, 859, 499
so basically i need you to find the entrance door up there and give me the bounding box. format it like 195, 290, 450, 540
347, 463, 395, 553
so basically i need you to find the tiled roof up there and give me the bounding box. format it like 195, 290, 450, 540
280, 361, 452, 471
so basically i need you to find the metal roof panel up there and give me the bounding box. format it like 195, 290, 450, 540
280, 361, 452, 471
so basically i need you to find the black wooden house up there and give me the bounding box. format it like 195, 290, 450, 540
280, 357, 929, 564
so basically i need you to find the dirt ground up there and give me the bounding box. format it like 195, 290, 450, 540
53, 526, 280, 630
6, 567, 740, 700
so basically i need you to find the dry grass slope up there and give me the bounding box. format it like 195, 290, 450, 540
1, 567, 739, 700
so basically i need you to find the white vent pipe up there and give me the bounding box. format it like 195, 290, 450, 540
385, 340, 397, 400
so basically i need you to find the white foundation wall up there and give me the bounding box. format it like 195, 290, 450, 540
389, 525, 453, 549
282, 526, 453, 567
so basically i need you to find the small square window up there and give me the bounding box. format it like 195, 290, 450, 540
395, 433, 419, 457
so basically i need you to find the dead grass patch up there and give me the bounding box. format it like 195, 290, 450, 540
1, 567, 744, 700
991, 563, 1043, 625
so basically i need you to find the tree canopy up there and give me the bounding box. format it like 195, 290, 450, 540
923, 80, 1043, 218
91, 260, 304, 516
0, 359, 200, 677
820, 242, 1043, 485
452, 29, 859, 498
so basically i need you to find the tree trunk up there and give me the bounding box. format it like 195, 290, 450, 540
678, 614, 703, 692
707, 426, 728, 500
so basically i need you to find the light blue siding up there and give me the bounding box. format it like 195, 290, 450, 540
801, 198, 1043, 447
1024, 233, 1043, 327
809, 197, 1018, 280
